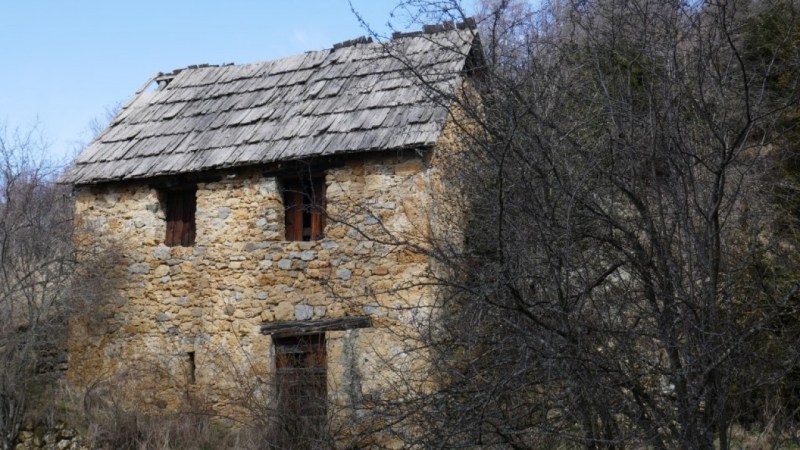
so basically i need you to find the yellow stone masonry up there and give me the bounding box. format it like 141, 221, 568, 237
68, 151, 439, 421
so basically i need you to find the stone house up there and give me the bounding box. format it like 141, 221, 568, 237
61, 22, 481, 439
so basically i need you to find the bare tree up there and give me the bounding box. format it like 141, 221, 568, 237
347, 0, 800, 448
0, 124, 75, 450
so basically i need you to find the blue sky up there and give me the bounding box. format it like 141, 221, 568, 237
0, 1, 463, 164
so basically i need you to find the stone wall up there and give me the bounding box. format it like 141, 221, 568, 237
68, 151, 437, 424
14, 423, 87, 450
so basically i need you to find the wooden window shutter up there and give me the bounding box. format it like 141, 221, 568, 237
283, 176, 325, 241
284, 180, 304, 241
309, 177, 326, 241
165, 189, 196, 247
165, 204, 176, 246
181, 189, 196, 246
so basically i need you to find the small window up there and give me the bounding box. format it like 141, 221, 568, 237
283, 176, 326, 241
273, 334, 327, 444
187, 351, 196, 385
164, 188, 196, 247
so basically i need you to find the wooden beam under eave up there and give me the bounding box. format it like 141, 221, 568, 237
260, 317, 372, 337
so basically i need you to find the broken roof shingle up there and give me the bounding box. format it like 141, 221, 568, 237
61, 27, 479, 185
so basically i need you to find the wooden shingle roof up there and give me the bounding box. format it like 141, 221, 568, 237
62, 26, 479, 185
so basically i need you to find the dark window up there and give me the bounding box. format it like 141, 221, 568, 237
273, 334, 327, 446
283, 176, 326, 241
187, 351, 196, 385
165, 189, 196, 247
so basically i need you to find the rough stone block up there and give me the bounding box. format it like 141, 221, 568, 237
396, 159, 424, 176
363, 305, 385, 316
295, 304, 313, 320
153, 247, 171, 260
337, 268, 352, 280
128, 263, 150, 275
274, 301, 294, 320
154, 265, 170, 277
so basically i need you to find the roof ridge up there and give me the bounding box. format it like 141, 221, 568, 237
332, 35, 373, 51
155, 20, 477, 76
392, 17, 476, 40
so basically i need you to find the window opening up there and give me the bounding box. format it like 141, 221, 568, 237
164, 188, 196, 247
273, 334, 327, 444
187, 351, 196, 385
283, 176, 326, 241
